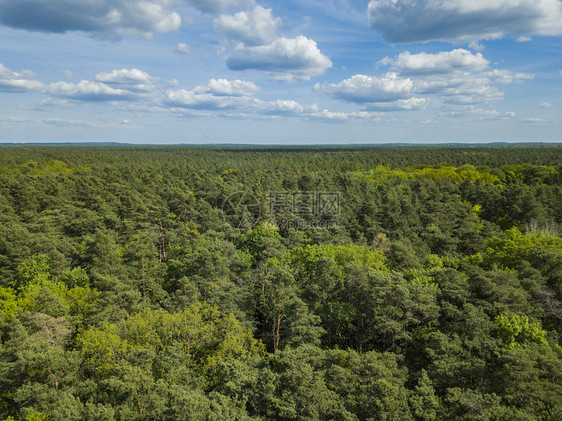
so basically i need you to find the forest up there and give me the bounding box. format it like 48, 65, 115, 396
0, 144, 561, 420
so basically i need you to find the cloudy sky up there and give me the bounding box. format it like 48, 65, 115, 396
1, 0, 561, 144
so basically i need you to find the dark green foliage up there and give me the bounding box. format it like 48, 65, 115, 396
0, 144, 561, 420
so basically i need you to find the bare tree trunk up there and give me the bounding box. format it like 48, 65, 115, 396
274, 309, 283, 352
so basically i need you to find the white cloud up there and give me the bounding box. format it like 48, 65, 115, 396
321, 72, 467, 105
0, 0, 253, 38
45, 80, 134, 101
167, 78, 260, 110
482, 69, 534, 84
29, 68, 157, 102
367, 0, 562, 43
174, 42, 192, 54
164, 78, 371, 120
474, 109, 516, 120
257, 99, 378, 121
226, 35, 332, 82
265, 99, 318, 115
203, 78, 260, 96
212, 6, 330, 83
0, 0, 185, 38
214, 5, 281, 46
316, 73, 413, 103
94, 68, 152, 92
0, 63, 44, 92
439, 107, 516, 120
314, 110, 372, 120
320, 48, 535, 112
2, 63, 347, 120
378, 97, 427, 111
95, 68, 147, 84
260, 100, 373, 120
539, 102, 553, 108
316, 74, 426, 111
379, 49, 489, 74
415, 73, 504, 104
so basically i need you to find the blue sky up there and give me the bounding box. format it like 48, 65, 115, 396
1, 0, 561, 144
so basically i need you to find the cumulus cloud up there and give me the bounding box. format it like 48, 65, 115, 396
315, 75, 425, 111
318, 48, 534, 114
37, 68, 156, 102
0, 61, 378, 122
213, 5, 330, 82
379, 49, 489, 74
0, 0, 252, 38
0, 65, 156, 102
539, 102, 553, 108
257, 100, 371, 120
44, 80, 135, 101
312, 109, 372, 120
167, 78, 260, 110
226, 36, 332, 81
262, 100, 378, 120
369, 50, 517, 105
94, 68, 152, 92
415, 74, 504, 104
367, 0, 562, 43
263, 100, 319, 116
0, 63, 355, 120
316, 73, 413, 103
0, 63, 44, 92
214, 5, 281, 46
481, 69, 534, 84
0, 0, 185, 38
377, 97, 427, 111
202, 78, 260, 96
439, 107, 516, 120
164, 78, 370, 120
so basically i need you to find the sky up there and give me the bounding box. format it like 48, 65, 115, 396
0, 0, 561, 145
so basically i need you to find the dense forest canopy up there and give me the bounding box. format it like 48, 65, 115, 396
0, 145, 561, 420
